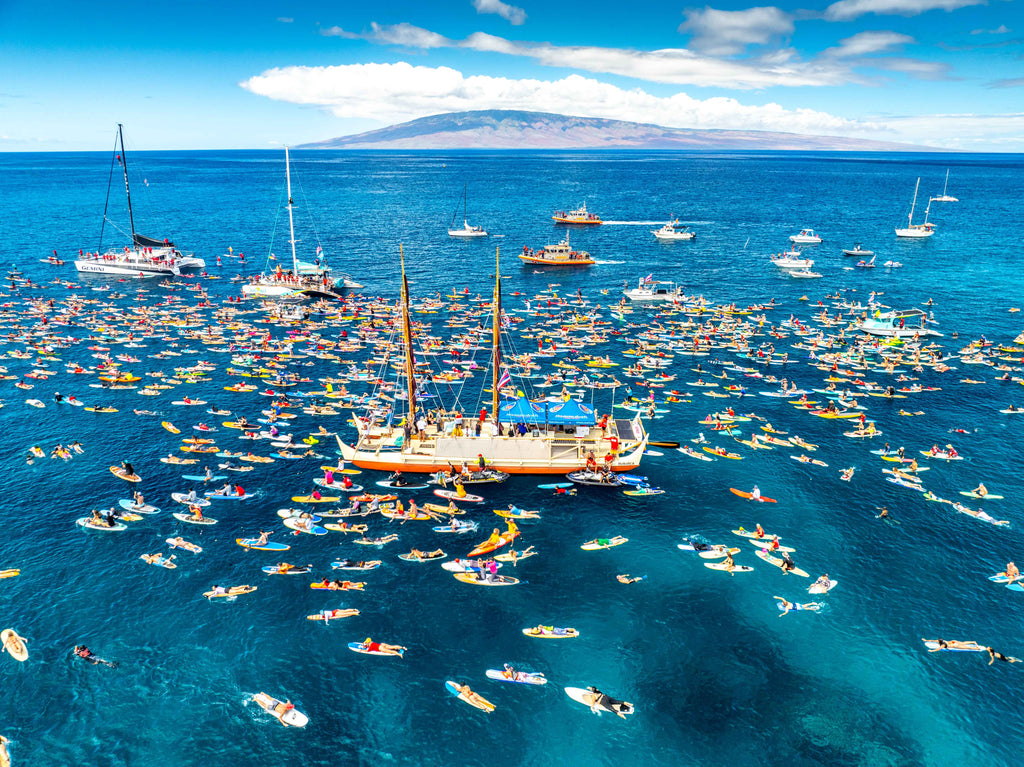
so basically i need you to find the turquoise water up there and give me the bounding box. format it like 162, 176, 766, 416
0, 149, 1022, 765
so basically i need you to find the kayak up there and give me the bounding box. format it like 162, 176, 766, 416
252, 692, 308, 727
485, 668, 548, 685
564, 687, 634, 717
522, 626, 578, 638
1, 629, 28, 662
446, 681, 496, 712
729, 488, 777, 503
581, 536, 628, 550
203, 585, 257, 599
118, 499, 161, 514
754, 549, 809, 577
236, 538, 290, 551
77, 517, 126, 532
109, 466, 141, 483
172, 512, 218, 525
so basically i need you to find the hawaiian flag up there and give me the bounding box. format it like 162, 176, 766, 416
643, 273, 654, 284
497, 367, 511, 390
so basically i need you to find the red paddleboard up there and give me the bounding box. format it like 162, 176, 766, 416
729, 488, 777, 503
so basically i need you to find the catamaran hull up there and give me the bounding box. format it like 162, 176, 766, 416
74, 259, 179, 277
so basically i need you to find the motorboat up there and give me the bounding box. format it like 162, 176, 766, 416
770, 250, 814, 269
623, 278, 684, 302
842, 244, 874, 257
552, 203, 602, 225
930, 169, 958, 203
789, 270, 822, 278
859, 308, 942, 338
652, 220, 696, 240
790, 228, 822, 244
895, 178, 935, 238
519, 234, 594, 266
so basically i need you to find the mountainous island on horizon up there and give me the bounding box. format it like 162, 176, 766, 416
298, 110, 928, 152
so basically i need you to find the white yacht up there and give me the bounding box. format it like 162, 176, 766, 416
623, 277, 684, 302
931, 169, 959, 203
859, 308, 942, 338
447, 184, 487, 238
790, 228, 822, 244
75, 124, 205, 278
771, 250, 814, 269
842, 244, 874, 257
895, 178, 935, 238
652, 219, 696, 240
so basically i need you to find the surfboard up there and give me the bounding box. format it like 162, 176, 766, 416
921, 639, 986, 652
808, 578, 839, 594
754, 549, 809, 577
580, 536, 628, 550
77, 517, 126, 531
182, 474, 227, 482
252, 692, 308, 727
172, 512, 217, 525
453, 572, 520, 585
236, 538, 290, 551
522, 626, 578, 638
109, 466, 141, 482
485, 668, 547, 685
564, 686, 634, 716
347, 642, 404, 656
959, 491, 1003, 500
118, 499, 160, 514
203, 585, 256, 599
704, 562, 754, 572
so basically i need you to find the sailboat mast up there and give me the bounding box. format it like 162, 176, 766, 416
285, 147, 298, 274
400, 246, 418, 426
117, 124, 138, 246
492, 247, 501, 428
942, 169, 949, 197
463, 182, 468, 225
908, 177, 920, 227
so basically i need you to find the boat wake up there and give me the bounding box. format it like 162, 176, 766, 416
602, 221, 664, 226
594, 259, 625, 265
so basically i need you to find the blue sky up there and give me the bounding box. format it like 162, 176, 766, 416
1, 0, 1021, 150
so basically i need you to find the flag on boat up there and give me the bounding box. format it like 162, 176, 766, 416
497, 368, 511, 390
643, 273, 653, 284
500, 312, 511, 329
316, 245, 322, 256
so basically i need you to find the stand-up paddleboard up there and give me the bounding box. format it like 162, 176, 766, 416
77, 517, 127, 532
0, 570, 20, 579
109, 466, 141, 483
746, 540, 796, 553
306, 608, 360, 621
704, 562, 754, 573
398, 551, 447, 562
808, 578, 839, 594
376, 480, 429, 490
162, 421, 180, 434
581, 536, 628, 550
453, 572, 520, 586
1, 629, 28, 661
331, 560, 381, 570
446, 681, 496, 711
729, 488, 777, 503
468, 530, 518, 557
522, 626, 578, 638
166, 537, 202, 553
434, 489, 484, 503
118, 499, 160, 514
564, 687, 634, 716
261, 564, 312, 575
494, 550, 537, 563
348, 641, 404, 657
754, 550, 809, 577
236, 538, 290, 551
959, 491, 1003, 500
252, 692, 309, 727
203, 585, 256, 599
441, 560, 500, 573
485, 668, 547, 685
538, 482, 574, 489
182, 474, 227, 482
172, 512, 217, 525
291, 494, 339, 503
283, 518, 327, 535
921, 639, 986, 652
171, 493, 210, 506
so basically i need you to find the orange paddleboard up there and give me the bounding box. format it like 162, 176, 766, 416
729, 488, 777, 503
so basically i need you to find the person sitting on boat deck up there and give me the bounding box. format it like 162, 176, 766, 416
987, 647, 1021, 665
585, 687, 632, 719
780, 552, 797, 573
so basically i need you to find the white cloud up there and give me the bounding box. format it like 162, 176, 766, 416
472, 0, 527, 25
822, 30, 915, 57
880, 112, 1024, 148
277, 17, 293, 23
971, 24, 1010, 33
678, 6, 794, 56
823, 0, 987, 22
240, 61, 877, 135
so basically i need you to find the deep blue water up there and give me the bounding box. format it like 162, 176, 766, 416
0, 148, 1022, 766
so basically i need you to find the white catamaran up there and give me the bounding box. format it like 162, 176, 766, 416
337, 249, 647, 474
75, 124, 205, 278
242, 147, 362, 300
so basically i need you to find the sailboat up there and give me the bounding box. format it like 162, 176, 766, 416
242, 147, 362, 299
447, 184, 487, 238
336, 248, 648, 474
931, 169, 959, 203
75, 124, 205, 277
895, 178, 935, 239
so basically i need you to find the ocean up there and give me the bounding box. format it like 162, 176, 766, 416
0, 148, 1022, 766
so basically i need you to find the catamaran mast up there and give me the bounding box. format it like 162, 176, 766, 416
400, 246, 418, 429
285, 146, 298, 274
492, 247, 501, 428
117, 124, 138, 247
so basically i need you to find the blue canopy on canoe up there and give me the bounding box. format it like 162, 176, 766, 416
498, 396, 545, 423
545, 399, 596, 426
